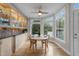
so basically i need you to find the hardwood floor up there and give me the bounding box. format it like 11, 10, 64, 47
13, 40, 69, 56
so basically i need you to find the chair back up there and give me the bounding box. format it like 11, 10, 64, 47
40, 34, 44, 37
33, 34, 39, 37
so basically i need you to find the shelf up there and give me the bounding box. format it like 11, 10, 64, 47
0, 24, 27, 30
0, 3, 28, 30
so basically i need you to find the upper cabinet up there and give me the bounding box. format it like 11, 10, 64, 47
0, 3, 28, 29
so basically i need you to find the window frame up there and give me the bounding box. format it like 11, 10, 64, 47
44, 16, 54, 37
55, 6, 66, 42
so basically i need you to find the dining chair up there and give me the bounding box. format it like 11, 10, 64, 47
42, 39, 48, 48
40, 34, 44, 37
41, 35, 48, 52
29, 35, 37, 49
34, 34, 39, 37
30, 40, 37, 48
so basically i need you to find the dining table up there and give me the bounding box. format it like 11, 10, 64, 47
30, 36, 48, 40
30, 36, 48, 52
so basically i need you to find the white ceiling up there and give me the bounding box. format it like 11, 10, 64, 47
11, 3, 65, 18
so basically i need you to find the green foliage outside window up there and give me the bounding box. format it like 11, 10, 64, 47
44, 23, 52, 35
56, 8, 65, 40
32, 24, 40, 35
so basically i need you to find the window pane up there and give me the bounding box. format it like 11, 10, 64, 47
55, 7, 65, 40
44, 17, 53, 37
73, 3, 79, 9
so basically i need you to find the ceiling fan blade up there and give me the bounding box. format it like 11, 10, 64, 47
31, 12, 38, 13
42, 12, 48, 14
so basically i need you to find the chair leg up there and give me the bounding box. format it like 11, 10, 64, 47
30, 41, 32, 48
45, 46, 46, 53
45, 41, 47, 53
42, 41, 43, 48
30, 42, 31, 48
35, 43, 37, 48
32, 44, 34, 52
46, 40, 48, 48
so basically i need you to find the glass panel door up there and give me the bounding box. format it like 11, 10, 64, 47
32, 24, 40, 36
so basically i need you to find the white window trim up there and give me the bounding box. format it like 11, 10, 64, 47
55, 6, 66, 43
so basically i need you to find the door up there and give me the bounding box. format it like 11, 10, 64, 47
32, 24, 40, 35
73, 10, 79, 55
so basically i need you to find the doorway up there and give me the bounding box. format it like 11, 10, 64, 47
73, 10, 79, 55
32, 24, 40, 35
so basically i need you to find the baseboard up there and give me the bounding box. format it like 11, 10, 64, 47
50, 40, 71, 56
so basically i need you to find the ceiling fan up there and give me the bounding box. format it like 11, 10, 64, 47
32, 5, 48, 16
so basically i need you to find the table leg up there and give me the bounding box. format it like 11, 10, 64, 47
45, 40, 47, 53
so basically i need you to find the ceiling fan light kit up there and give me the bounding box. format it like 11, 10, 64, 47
38, 12, 42, 16
31, 5, 48, 17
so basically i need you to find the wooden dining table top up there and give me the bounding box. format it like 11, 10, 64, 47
30, 36, 48, 40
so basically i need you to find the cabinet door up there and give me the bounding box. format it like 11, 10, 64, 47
1, 37, 13, 56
